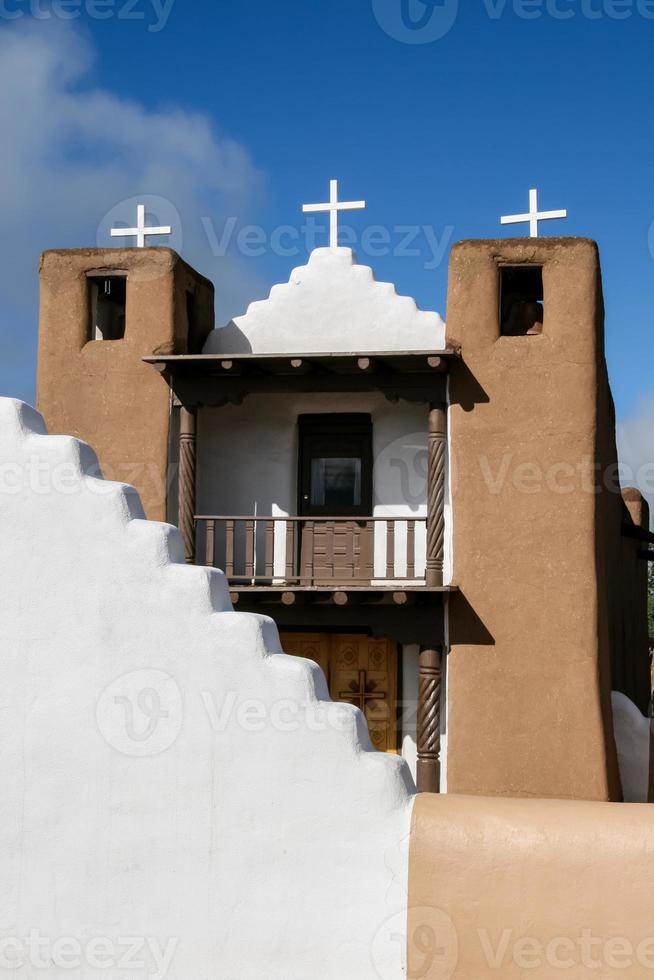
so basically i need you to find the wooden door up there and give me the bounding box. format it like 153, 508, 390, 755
298, 415, 373, 584
280, 633, 398, 753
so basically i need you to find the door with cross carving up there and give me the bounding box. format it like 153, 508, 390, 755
280, 633, 398, 753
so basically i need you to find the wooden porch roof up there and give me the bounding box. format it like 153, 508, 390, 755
144, 349, 458, 405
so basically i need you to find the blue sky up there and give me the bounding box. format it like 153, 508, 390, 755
0, 0, 652, 487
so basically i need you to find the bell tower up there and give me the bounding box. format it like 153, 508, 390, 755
445, 237, 625, 801
36, 247, 214, 522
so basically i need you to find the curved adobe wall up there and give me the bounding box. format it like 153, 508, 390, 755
409, 793, 654, 980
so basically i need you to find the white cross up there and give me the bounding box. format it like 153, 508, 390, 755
302, 179, 366, 248
110, 204, 172, 248
501, 188, 567, 238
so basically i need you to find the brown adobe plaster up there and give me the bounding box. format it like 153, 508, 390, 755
408, 792, 654, 980
36, 248, 214, 522
446, 239, 622, 800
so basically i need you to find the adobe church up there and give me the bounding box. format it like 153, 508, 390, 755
35, 187, 653, 802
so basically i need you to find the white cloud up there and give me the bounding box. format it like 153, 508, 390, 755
0, 20, 266, 401
617, 397, 654, 526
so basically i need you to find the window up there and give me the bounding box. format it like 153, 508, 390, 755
298, 415, 372, 517
500, 265, 544, 336
88, 274, 127, 341
310, 457, 362, 508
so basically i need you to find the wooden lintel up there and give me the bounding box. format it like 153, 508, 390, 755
622, 523, 654, 545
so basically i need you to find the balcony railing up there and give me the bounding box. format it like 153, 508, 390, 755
194, 515, 427, 586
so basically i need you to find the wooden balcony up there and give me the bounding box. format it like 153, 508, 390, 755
194, 515, 441, 604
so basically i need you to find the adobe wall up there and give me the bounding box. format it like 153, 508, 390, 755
445, 238, 621, 800
36, 248, 214, 522
0, 397, 414, 980
409, 793, 654, 980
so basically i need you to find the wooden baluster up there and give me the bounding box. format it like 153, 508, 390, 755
205, 519, 215, 567
245, 520, 255, 580
353, 522, 361, 581
285, 521, 295, 582
361, 521, 374, 583
225, 520, 235, 580
300, 522, 314, 586
265, 520, 274, 579
345, 521, 355, 580
407, 520, 416, 579
417, 647, 442, 793
326, 523, 335, 580
386, 520, 395, 579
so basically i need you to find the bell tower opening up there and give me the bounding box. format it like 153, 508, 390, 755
500, 265, 544, 336
88, 273, 127, 341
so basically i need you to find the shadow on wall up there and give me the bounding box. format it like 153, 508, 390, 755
448, 360, 490, 413
204, 321, 253, 354
448, 591, 495, 648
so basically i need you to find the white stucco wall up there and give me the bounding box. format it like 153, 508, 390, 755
203, 247, 446, 354
0, 398, 415, 980
197, 392, 431, 580
612, 691, 652, 803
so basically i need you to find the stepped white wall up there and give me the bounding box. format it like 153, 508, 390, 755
0, 398, 414, 980
203, 247, 446, 354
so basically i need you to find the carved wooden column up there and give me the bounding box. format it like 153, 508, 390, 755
178, 407, 197, 564
417, 646, 442, 793
426, 403, 447, 587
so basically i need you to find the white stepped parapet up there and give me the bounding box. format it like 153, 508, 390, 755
204, 246, 446, 354
0, 397, 414, 980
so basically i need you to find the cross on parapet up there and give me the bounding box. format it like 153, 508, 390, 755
302, 179, 366, 248
501, 188, 567, 238
110, 204, 172, 248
